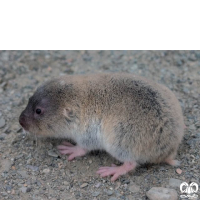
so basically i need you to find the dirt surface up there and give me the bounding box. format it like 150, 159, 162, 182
0, 50, 200, 200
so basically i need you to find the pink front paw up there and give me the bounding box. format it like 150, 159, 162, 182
57, 141, 87, 161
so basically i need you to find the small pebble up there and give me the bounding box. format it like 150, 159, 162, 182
92, 191, 100, 197
146, 187, 178, 200
43, 168, 50, 173
129, 183, 140, 193
20, 186, 31, 193
189, 124, 196, 130
80, 183, 88, 188
176, 168, 182, 174
115, 182, 121, 190
11, 190, 15, 195
88, 159, 92, 164
195, 133, 200, 138
95, 182, 101, 188
108, 197, 118, 200
26, 165, 39, 171
64, 181, 69, 186
0, 133, 7, 140
1, 192, 7, 197
106, 190, 114, 196
169, 178, 182, 188
0, 117, 6, 128
17, 170, 28, 178
26, 187, 31, 192
2, 159, 12, 172
6, 185, 12, 191
48, 150, 59, 158
126, 195, 137, 200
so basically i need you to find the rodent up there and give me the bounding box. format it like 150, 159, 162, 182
19, 73, 185, 181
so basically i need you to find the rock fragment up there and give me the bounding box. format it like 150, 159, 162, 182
146, 187, 178, 200
169, 178, 182, 188
0, 117, 6, 128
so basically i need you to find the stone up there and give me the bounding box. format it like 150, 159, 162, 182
26, 187, 31, 192
11, 189, 15, 195
0, 133, 7, 140
11, 124, 20, 131
146, 187, 178, 200
187, 138, 200, 147
0, 117, 6, 128
129, 183, 140, 193
176, 168, 182, 174
115, 182, 121, 190
80, 183, 88, 188
1, 159, 12, 172
106, 190, 114, 196
43, 168, 50, 173
48, 150, 59, 158
189, 124, 196, 130
20, 186, 31, 193
36, 180, 41, 186
95, 182, 101, 188
64, 181, 69, 186
6, 185, 12, 191
126, 195, 137, 200
1, 51, 9, 62
2, 126, 10, 133
17, 170, 28, 178
92, 191, 100, 197
195, 133, 200, 138
64, 194, 74, 199
169, 178, 182, 188
183, 87, 189, 94
26, 165, 39, 171
108, 198, 118, 200
1, 192, 7, 197
88, 159, 92, 164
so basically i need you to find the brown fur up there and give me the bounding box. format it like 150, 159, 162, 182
19, 73, 184, 165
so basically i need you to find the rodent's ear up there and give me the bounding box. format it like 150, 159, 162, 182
63, 108, 74, 122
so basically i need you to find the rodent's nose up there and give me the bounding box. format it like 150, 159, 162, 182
19, 116, 24, 127
19, 115, 25, 127
19, 113, 29, 130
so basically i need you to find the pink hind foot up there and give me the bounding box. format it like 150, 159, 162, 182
57, 141, 87, 161
97, 161, 137, 182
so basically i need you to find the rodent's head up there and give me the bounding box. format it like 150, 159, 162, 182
19, 79, 76, 138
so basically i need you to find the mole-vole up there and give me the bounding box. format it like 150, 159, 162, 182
19, 73, 184, 181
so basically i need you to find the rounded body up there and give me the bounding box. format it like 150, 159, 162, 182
19, 73, 184, 164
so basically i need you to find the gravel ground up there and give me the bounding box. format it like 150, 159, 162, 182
0, 50, 200, 200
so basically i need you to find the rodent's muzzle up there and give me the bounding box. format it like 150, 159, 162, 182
19, 112, 30, 131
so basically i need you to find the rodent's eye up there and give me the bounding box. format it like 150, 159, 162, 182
36, 108, 42, 114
